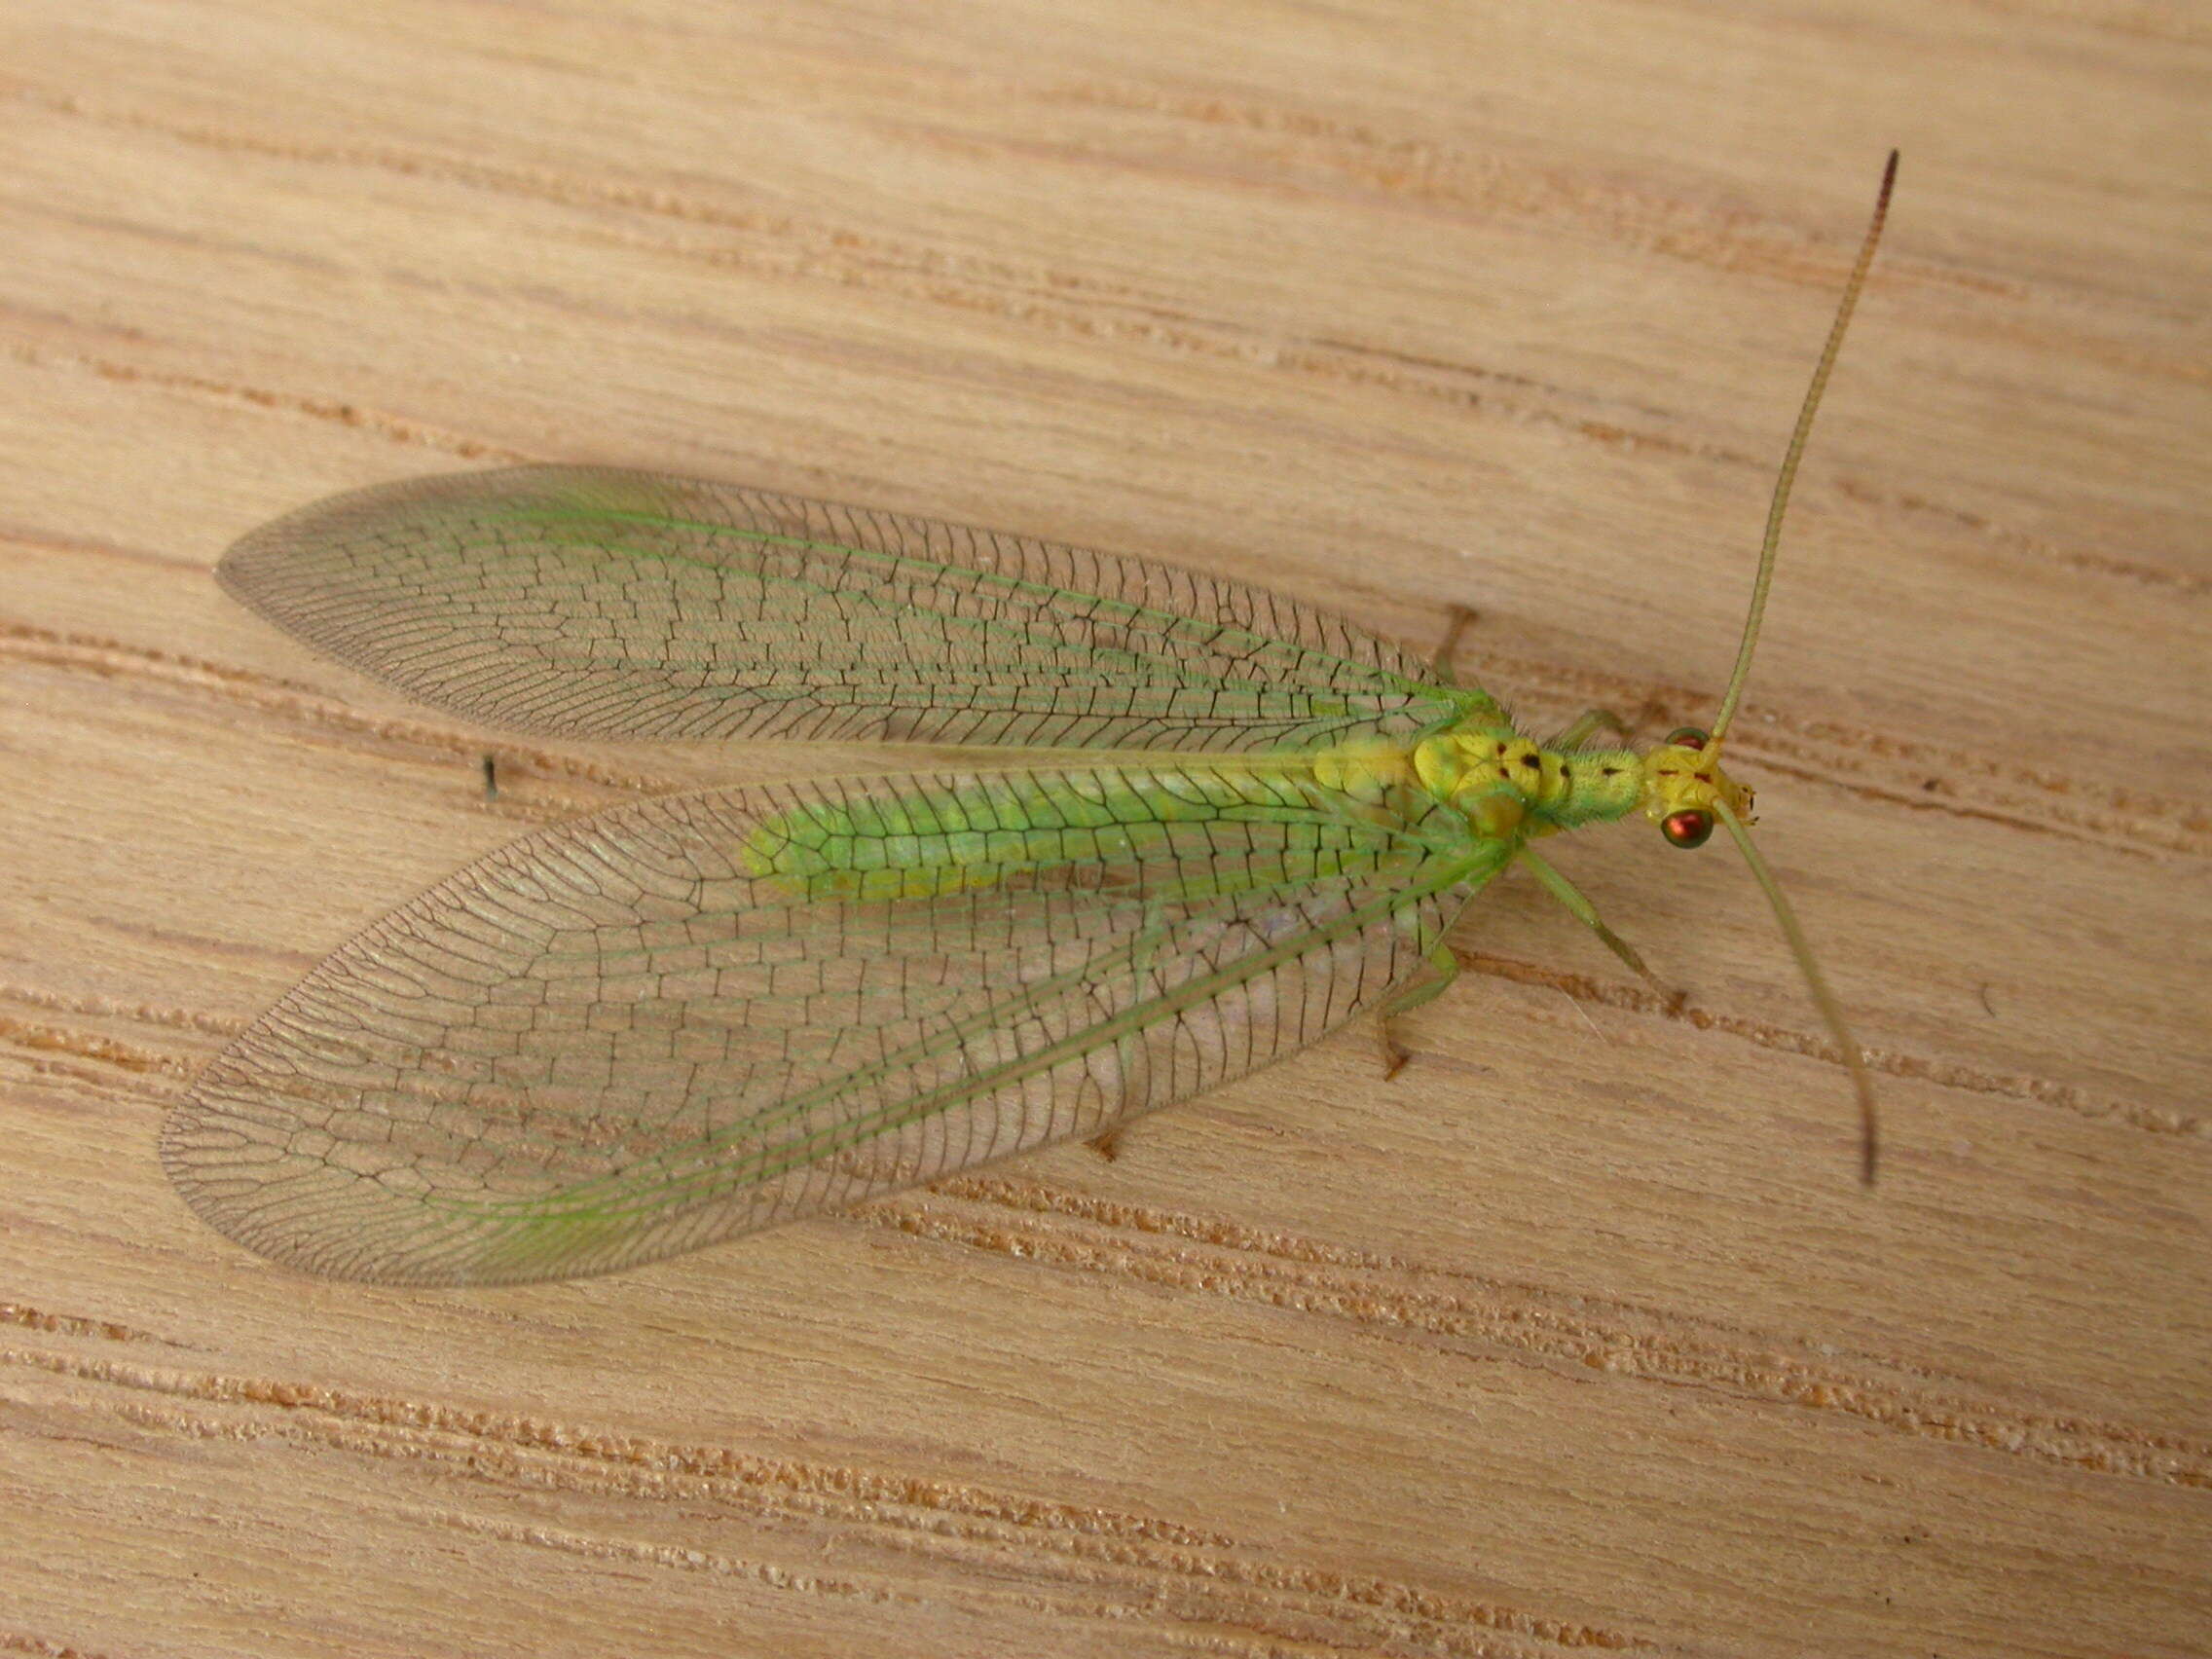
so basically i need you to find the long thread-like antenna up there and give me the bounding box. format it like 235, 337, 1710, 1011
1714, 799, 1880, 1182
1711, 151, 1898, 742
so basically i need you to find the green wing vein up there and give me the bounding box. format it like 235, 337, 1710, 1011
216, 465, 1488, 752
164, 764, 1501, 1283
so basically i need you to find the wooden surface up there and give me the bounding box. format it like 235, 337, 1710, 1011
3, 4, 2207, 1655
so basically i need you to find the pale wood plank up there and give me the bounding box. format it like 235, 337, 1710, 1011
2, 3, 2205, 1656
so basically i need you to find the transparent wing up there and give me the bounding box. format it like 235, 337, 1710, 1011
218, 466, 1489, 752
164, 763, 1500, 1284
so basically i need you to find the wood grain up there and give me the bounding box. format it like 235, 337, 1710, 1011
2, 3, 2206, 1655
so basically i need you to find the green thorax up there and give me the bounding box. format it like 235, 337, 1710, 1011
1407, 724, 1643, 842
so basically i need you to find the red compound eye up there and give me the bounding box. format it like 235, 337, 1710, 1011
1662, 808, 1714, 849
1665, 725, 1711, 751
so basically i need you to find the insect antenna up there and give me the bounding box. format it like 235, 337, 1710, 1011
1712, 149, 1897, 743
1709, 152, 1898, 1185
1714, 798, 1880, 1183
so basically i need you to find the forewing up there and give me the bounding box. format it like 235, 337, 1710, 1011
218, 466, 1486, 751
164, 764, 1499, 1284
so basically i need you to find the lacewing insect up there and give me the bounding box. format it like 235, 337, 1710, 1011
165, 156, 1897, 1286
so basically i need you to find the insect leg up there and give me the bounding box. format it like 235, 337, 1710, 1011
1552, 708, 1632, 749
1086, 895, 1175, 1158
1428, 604, 1482, 683
1552, 697, 1663, 750
1515, 848, 1678, 1006
1373, 938, 1460, 1080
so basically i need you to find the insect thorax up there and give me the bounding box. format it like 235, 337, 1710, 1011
1419, 725, 1647, 841
1310, 724, 1646, 845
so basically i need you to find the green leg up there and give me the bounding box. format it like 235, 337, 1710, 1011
1516, 848, 1678, 1006
1374, 939, 1461, 1079
1553, 707, 1637, 750
1429, 604, 1481, 683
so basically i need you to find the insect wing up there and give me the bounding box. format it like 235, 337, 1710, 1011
164, 764, 1502, 1284
218, 466, 1484, 752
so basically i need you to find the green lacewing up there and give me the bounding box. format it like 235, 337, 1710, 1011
165, 157, 1896, 1285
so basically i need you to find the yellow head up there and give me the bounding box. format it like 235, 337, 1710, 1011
1637, 726, 1756, 851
